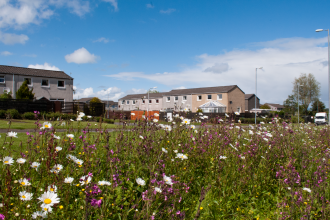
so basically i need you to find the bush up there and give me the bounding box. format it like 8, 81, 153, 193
24, 112, 36, 120
61, 114, 76, 121
291, 116, 305, 123
6, 109, 21, 119
0, 110, 6, 119
103, 119, 114, 124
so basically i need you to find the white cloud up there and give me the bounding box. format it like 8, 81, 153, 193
174, 86, 186, 90
204, 63, 229, 73
65, 47, 99, 64
73, 86, 124, 101
126, 88, 147, 94
28, 62, 60, 71
102, 0, 118, 11
106, 37, 330, 107
0, 31, 29, 44
93, 37, 111, 43
146, 3, 154, 8
66, 0, 89, 16
1, 51, 12, 56
160, 8, 176, 14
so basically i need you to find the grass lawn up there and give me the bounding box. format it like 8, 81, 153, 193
0, 119, 119, 130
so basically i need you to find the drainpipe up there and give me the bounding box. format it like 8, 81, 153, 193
12, 74, 15, 99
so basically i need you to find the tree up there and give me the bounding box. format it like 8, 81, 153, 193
89, 97, 102, 104
148, 90, 160, 93
0, 91, 12, 99
16, 80, 34, 99
260, 104, 271, 109
292, 73, 320, 114
311, 98, 326, 112
283, 94, 297, 114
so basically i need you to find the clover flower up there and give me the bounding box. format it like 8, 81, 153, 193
7, 131, 17, 138
3, 156, 14, 165
19, 191, 33, 201
136, 177, 146, 186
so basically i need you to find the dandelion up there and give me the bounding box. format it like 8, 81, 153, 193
162, 148, 168, 153
98, 181, 111, 186
19, 178, 31, 186
31, 162, 41, 170
3, 156, 14, 165
303, 187, 311, 193
79, 175, 92, 185
7, 131, 18, 138
176, 153, 188, 160
19, 191, 33, 201
55, 147, 62, 152
136, 177, 146, 186
38, 191, 60, 209
16, 158, 26, 164
40, 122, 52, 129
48, 185, 57, 192
64, 177, 74, 184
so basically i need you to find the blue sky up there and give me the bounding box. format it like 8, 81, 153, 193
1, 0, 330, 107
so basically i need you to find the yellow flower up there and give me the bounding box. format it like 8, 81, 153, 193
76, 184, 80, 187
37, 146, 40, 148
59, 205, 63, 209
200, 207, 203, 210
100, 197, 103, 200
82, 189, 85, 191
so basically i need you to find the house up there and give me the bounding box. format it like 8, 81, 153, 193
118, 93, 167, 111
77, 97, 118, 110
0, 65, 74, 102
264, 103, 284, 111
245, 94, 260, 112
163, 85, 245, 113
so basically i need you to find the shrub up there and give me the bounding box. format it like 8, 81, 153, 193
0, 110, 6, 119
24, 112, 36, 120
103, 119, 114, 124
6, 109, 21, 119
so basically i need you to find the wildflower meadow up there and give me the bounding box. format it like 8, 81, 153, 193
0, 112, 330, 219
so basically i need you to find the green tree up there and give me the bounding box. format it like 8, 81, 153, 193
283, 94, 297, 114
260, 104, 271, 109
311, 98, 326, 112
292, 73, 320, 114
148, 90, 160, 93
0, 91, 12, 99
16, 80, 34, 99
89, 97, 102, 104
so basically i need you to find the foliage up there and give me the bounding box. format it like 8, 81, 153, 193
16, 80, 35, 99
23, 112, 36, 120
260, 104, 271, 109
196, 108, 203, 113
290, 115, 305, 123
0, 110, 6, 119
6, 109, 21, 119
311, 98, 326, 113
0, 91, 12, 99
148, 90, 160, 93
292, 73, 320, 114
89, 97, 102, 104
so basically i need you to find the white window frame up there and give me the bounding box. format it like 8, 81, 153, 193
166, 97, 170, 102
126, 100, 129, 105
122, 100, 125, 104
217, 94, 222, 100
57, 80, 65, 89
207, 94, 212, 100
174, 96, 178, 102
197, 95, 202, 101
182, 96, 187, 101
0, 76, 5, 84
132, 100, 136, 105
23, 77, 32, 87
41, 79, 50, 87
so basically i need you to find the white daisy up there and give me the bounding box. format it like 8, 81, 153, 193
64, 177, 74, 184
139, 135, 144, 139
303, 187, 311, 193
176, 153, 188, 160
136, 177, 146, 186
66, 154, 77, 161
87, 116, 92, 118
173, 150, 178, 153
190, 125, 195, 129
3, 156, 14, 165
31, 162, 41, 170
74, 159, 84, 165
182, 119, 190, 125
153, 119, 158, 123
66, 134, 74, 139
155, 187, 162, 193
55, 147, 62, 152
19, 191, 33, 201
235, 112, 240, 115
19, 178, 31, 186
47, 185, 57, 192
7, 131, 17, 138
225, 113, 229, 117
98, 180, 111, 186
162, 148, 168, 153
37, 191, 60, 209
76, 117, 82, 121
40, 122, 52, 130
164, 125, 172, 131
52, 164, 63, 173
163, 175, 173, 185
53, 135, 60, 140
154, 113, 159, 117
219, 156, 227, 160
16, 158, 26, 164
32, 211, 47, 219
79, 175, 92, 185
70, 119, 74, 122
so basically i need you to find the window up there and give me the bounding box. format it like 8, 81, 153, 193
0, 76, 4, 83
218, 94, 222, 100
166, 97, 170, 102
207, 95, 212, 100
142, 100, 145, 104
24, 78, 32, 86
41, 79, 49, 87
237, 107, 241, 113
58, 80, 65, 88
156, 99, 159, 103
183, 96, 187, 101
122, 100, 125, 104
50, 99, 65, 109
149, 100, 152, 104
133, 100, 136, 105
126, 100, 129, 104
175, 96, 178, 102
197, 95, 202, 101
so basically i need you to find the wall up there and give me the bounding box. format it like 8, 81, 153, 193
162, 95, 192, 111
119, 98, 163, 111
245, 96, 260, 111
227, 87, 245, 113
191, 93, 229, 113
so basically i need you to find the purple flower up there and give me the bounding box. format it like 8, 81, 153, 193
88, 172, 93, 177
91, 199, 102, 208
26, 132, 30, 136
0, 214, 5, 220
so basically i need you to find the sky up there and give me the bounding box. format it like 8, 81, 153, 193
1, 0, 330, 107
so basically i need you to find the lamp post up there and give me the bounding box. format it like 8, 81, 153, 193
147, 86, 157, 120
298, 84, 303, 124
316, 29, 330, 125
103, 89, 109, 118
255, 67, 263, 125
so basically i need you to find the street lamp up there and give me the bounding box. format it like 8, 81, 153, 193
316, 28, 330, 125
255, 67, 263, 125
147, 86, 157, 120
103, 89, 109, 118
298, 84, 303, 124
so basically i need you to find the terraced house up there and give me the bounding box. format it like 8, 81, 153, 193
0, 65, 74, 102
119, 85, 246, 113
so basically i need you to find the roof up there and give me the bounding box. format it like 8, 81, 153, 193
166, 85, 243, 95
264, 103, 284, 108
101, 100, 118, 105
77, 97, 93, 102
245, 94, 260, 100
119, 92, 169, 100
0, 65, 73, 79
199, 101, 226, 108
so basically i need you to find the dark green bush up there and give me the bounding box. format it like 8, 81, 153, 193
103, 119, 114, 124
0, 110, 6, 119
6, 109, 21, 119
24, 112, 35, 120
